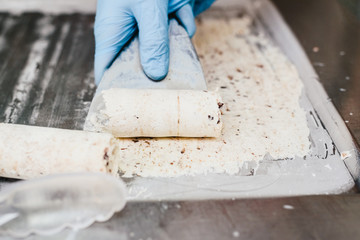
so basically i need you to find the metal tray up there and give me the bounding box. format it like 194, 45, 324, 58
122, 0, 356, 200
0, 0, 357, 200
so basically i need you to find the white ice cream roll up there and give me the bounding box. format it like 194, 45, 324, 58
87, 88, 224, 138
0, 123, 118, 179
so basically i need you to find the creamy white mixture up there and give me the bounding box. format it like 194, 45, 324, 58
0, 123, 117, 179
87, 89, 223, 138
114, 16, 310, 177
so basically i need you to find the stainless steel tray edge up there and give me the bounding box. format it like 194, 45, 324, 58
246, 0, 360, 185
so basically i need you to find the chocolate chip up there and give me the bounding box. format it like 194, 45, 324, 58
247, 169, 255, 176
103, 149, 109, 160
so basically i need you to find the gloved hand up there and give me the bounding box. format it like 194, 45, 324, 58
94, 0, 215, 85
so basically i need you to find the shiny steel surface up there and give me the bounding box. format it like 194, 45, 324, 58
273, 0, 360, 146
0, 0, 360, 239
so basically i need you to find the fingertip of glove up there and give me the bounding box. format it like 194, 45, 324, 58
143, 64, 168, 81
175, 3, 196, 38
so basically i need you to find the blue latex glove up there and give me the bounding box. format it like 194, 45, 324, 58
94, 0, 215, 85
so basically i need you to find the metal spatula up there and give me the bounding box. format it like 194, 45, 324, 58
84, 19, 207, 131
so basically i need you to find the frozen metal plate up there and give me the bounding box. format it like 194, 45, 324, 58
0, 0, 356, 201
121, 0, 356, 200
125, 96, 354, 200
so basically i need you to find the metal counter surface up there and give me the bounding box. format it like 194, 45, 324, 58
273, 0, 360, 146
26, 195, 360, 240
0, 0, 360, 239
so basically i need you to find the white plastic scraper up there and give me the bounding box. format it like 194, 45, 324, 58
0, 173, 127, 238
84, 19, 207, 131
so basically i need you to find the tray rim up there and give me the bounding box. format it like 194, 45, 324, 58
215, 0, 360, 185
0, 0, 357, 198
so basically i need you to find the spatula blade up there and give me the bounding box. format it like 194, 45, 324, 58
84, 19, 206, 132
